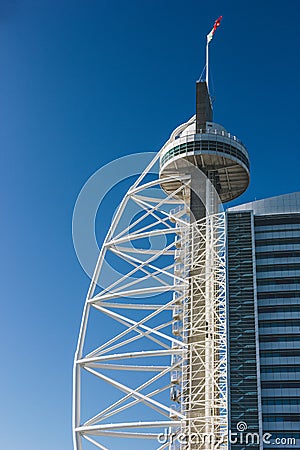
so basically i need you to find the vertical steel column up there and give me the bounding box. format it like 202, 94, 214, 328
182, 173, 226, 449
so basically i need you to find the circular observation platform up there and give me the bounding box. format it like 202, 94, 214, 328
159, 120, 250, 203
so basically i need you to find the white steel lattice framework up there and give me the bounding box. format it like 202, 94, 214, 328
73, 138, 228, 449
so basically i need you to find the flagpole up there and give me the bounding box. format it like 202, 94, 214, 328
206, 39, 209, 90
205, 16, 222, 92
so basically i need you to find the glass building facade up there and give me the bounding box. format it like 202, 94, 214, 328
227, 192, 300, 449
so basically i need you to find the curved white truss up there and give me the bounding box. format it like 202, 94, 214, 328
73, 121, 228, 450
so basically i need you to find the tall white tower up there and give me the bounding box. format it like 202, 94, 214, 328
158, 81, 249, 448
72, 46, 250, 450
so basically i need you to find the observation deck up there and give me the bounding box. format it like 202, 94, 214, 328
160, 119, 250, 203
159, 81, 250, 204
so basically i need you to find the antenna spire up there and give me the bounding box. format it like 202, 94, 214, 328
206, 16, 222, 90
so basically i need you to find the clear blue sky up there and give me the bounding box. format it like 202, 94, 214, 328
0, 1, 299, 449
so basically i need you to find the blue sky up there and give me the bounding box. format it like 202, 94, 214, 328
0, 1, 299, 449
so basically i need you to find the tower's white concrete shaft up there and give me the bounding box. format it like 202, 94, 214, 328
73, 81, 249, 450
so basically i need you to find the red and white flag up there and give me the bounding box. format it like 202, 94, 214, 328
207, 16, 222, 44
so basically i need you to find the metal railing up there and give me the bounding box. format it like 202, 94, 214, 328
160, 132, 250, 171
173, 128, 245, 146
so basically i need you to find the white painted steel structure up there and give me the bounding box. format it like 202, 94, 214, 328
73, 115, 229, 449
